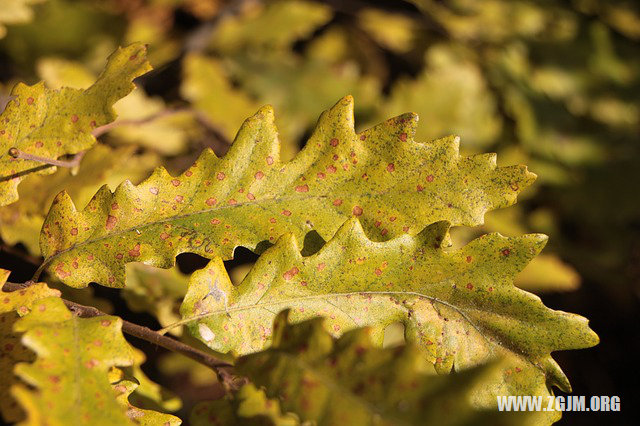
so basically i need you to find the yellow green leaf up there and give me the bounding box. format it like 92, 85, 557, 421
12, 297, 137, 425
0, 43, 151, 206
232, 310, 525, 425
178, 218, 597, 413
0, 270, 60, 423
0, 145, 158, 255
39, 97, 535, 288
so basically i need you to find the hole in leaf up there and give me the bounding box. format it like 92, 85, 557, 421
382, 322, 405, 347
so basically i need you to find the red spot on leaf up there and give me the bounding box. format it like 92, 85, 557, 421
399, 132, 407, 141
295, 184, 309, 192
35, 141, 43, 148
327, 165, 337, 173
317, 263, 326, 271
149, 187, 159, 195
282, 209, 291, 216
247, 192, 255, 200
466, 283, 474, 290
426, 174, 434, 182
501, 248, 511, 256
171, 179, 181, 187
330, 138, 339, 147
205, 197, 217, 206
255, 171, 264, 179
317, 172, 326, 179
381, 228, 388, 236
216, 172, 226, 180
175, 195, 184, 202
210, 219, 221, 225
70, 228, 78, 236
352, 206, 363, 216
266, 156, 274, 165
416, 185, 424, 192
27, 97, 34, 105
333, 199, 343, 206
185, 170, 193, 177
387, 163, 395, 172
160, 232, 170, 240
71, 114, 79, 123
228, 199, 237, 205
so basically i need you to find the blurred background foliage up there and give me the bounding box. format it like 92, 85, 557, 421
0, 0, 638, 424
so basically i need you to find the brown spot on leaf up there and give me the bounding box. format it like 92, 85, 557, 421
330, 138, 339, 147
387, 163, 395, 172
160, 232, 170, 240
333, 199, 343, 206
501, 248, 511, 256
399, 132, 407, 141
210, 218, 221, 225
255, 171, 264, 179
205, 197, 217, 206
266, 156, 274, 165
171, 179, 181, 187
247, 193, 255, 200
128, 244, 141, 257
149, 187, 159, 195
106, 215, 117, 230
70, 228, 78, 236
216, 172, 226, 180
282, 209, 291, 216
295, 184, 309, 192
71, 114, 79, 123
27, 97, 34, 105
283, 267, 299, 281
352, 206, 363, 216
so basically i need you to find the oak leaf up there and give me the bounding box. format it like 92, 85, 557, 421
40, 97, 534, 288
0, 43, 151, 206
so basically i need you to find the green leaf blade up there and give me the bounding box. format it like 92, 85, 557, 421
40, 97, 535, 288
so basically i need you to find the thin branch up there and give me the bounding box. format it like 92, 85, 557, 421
8, 148, 86, 169
2, 281, 237, 390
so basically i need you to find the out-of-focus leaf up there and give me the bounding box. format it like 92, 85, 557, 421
515, 254, 580, 293
0, 0, 45, 39
210, 0, 331, 52
40, 97, 534, 288
225, 54, 380, 157
384, 45, 501, 150
0, 270, 60, 423
191, 383, 298, 426
123, 264, 189, 336
358, 8, 418, 53
0, 145, 157, 254
179, 218, 597, 416
231, 310, 525, 425
12, 296, 137, 425
0, 43, 151, 206
181, 53, 261, 145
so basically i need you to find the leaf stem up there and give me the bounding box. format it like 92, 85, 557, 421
8, 148, 86, 168
2, 281, 237, 389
